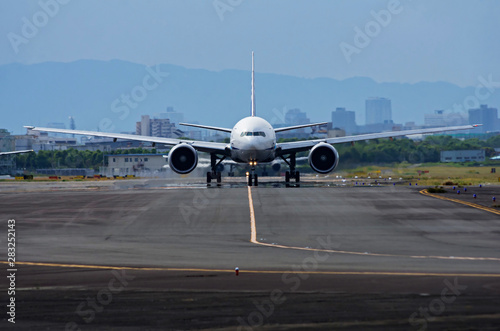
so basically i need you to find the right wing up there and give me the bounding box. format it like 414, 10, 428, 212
179, 123, 232, 133
24, 126, 229, 155
277, 124, 480, 155
0, 150, 33, 156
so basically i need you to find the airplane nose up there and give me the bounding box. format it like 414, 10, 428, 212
246, 140, 259, 150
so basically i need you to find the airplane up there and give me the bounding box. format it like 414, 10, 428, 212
25, 52, 480, 186
0, 150, 33, 156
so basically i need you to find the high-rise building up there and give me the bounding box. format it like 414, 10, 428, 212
136, 115, 183, 138
331, 107, 357, 134
69, 116, 76, 130
0, 129, 15, 152
285, 108, 310, 126
468, 104, 499, 133
139, 115, 151, 136
365, 97, 392, 125
276, 108, 311, 139
424, 110, 446, 127
424, 110, 468, 127
155, 106, 184, 125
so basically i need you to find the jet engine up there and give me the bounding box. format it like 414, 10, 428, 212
308, 143, 339, 174
168, 144, 198, 174
271, 161, 281, 172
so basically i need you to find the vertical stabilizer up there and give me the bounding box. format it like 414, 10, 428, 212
251, 51, 256, 117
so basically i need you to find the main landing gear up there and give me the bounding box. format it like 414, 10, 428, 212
207, 154, 225, 187
281, 153, 300, 187
248, 161, 258, 186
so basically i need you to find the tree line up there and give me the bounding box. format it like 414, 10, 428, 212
335, 135, 499, 165
14, 147, 160, 171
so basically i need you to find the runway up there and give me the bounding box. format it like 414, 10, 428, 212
1, 179, 499, 330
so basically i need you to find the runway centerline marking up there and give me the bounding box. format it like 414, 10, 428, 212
248, 185, 257, 243
246, 186, 500, 262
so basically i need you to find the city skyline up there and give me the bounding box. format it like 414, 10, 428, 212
34, 101, 499, 140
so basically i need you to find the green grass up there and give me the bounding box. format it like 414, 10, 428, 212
336, 163, 500, 185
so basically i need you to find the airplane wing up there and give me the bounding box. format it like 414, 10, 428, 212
179, 123, 232, 133
275, 122, 328, 133
276, 124, 480, 155
0, 150, 33, 156
24, 126, 229, 155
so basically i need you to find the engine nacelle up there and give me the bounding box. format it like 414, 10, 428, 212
308, 143, 339, 174
216, 164, 225, 173
168, 144, 198, 174
271, 161, 281, 172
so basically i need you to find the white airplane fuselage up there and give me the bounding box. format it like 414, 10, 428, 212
229, 116, 276, 163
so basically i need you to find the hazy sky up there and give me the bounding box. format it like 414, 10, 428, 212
1, 0, 499, 87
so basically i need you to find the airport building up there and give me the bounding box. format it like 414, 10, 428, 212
19, 129, 77, 151
2, 128, 78, 152
102, 154, 168, 176
440, 150, 485, 163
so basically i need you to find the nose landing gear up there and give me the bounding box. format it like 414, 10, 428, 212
247, 161, 258, 186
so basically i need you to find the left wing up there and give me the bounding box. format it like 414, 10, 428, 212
0, 150, 33, 156
277, 124, 480, 155
24, 126, 229, 155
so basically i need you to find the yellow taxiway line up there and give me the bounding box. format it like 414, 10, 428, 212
1, 261, 499, 278
420, 188, 500, 216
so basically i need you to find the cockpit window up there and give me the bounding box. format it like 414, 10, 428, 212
240, 131, 266, 137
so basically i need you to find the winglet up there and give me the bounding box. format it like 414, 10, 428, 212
251, 51, 256, 117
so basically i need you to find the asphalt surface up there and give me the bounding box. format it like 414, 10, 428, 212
1, 178, 499, 330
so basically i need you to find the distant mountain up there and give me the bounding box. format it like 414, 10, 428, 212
1, 60, 497, 134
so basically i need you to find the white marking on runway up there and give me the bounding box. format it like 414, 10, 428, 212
246, 187, 500, 262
